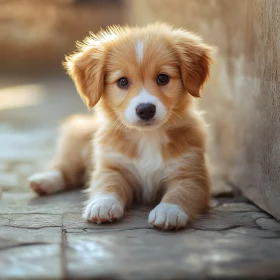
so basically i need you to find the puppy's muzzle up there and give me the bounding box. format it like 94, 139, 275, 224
136, 103, 156, 121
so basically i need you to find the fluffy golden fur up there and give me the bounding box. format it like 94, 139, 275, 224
29, 23, 214, 230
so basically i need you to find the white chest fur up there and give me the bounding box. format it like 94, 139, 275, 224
132, 131, 166, 201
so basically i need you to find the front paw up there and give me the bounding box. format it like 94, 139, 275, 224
28, 170, 65, 195
148, 203, 189, 230
83, 195, 124, 224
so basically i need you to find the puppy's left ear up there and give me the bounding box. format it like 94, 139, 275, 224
63, 44, 105, 109
173, 30, 215, 97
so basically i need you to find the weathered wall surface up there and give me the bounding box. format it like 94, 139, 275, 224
125, 0, 280, 219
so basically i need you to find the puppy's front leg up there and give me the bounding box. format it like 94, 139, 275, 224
84, 168, 133, 224
149, 155, 211, 230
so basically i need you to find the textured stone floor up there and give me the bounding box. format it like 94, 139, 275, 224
1, 75, 280, 279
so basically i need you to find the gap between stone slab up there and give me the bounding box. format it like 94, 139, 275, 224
192, 225, 243, 232
60, 229, 68, 280
5, 225, 62, 230
64, 226, 154, 234
0, 242, 50, 251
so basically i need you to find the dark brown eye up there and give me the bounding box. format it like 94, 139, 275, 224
157, 74, 169, 85
117, 77, 129, 88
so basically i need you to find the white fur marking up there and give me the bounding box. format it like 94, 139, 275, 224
83, 194, 123, 223
28, 170, 65, 195
132, 131, 166, 201
125, 88, 166, 124
135, 40, 144, 62
148, 203, 189, 230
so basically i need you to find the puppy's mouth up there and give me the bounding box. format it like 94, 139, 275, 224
137, 118, 156, 126
122, 118, 166, 131
132, 117, 167, 130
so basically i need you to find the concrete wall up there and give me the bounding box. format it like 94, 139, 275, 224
125, 0, 280, 219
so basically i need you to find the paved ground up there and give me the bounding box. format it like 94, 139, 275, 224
1, 75, 280, 279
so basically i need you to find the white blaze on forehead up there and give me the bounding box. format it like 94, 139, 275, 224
125, 88, 167, 123
133, 88, 156, 103
135, 40, 144, 63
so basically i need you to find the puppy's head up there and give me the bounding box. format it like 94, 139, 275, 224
65, 23, 214, 130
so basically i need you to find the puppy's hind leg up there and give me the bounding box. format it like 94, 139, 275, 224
29, 115, 96, 195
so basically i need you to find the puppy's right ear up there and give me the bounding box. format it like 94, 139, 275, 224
64, 45, 105, 109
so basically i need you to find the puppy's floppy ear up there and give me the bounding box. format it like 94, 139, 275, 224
64, 43, 105, 109
173, 30, 215, 97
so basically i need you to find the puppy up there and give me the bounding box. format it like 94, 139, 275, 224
29, 23, 214, 230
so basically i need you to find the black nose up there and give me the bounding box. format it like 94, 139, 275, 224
136, 103, 156, 121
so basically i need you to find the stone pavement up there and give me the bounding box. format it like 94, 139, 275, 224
1, 75, 280, 279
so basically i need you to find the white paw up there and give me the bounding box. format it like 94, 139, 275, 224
148, 203, 189, 230
28, 170, 65, 195
83, 195, 124, 224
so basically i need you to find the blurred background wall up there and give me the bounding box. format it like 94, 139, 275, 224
0, 0, 124, 73
1, 0, 280, 219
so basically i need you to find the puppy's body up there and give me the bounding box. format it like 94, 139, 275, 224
29, 23, 214, 230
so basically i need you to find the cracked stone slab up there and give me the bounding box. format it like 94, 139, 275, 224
0, 190, 84, 214
6, 213, 62, 228
191, 209, 259, 231
226, 227, 280, 238
0, 237, 23, 250
65, 229, 214, 279
65, 228, 280, 279
208, 237, 280, 279
214, 202, 260, 212
0, 216, 10, 226
0, 244, 63, 279
210, 260, 280, 280
256, 217, 280, 233
63, 207, 153, 232
0, 227, 62, 245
